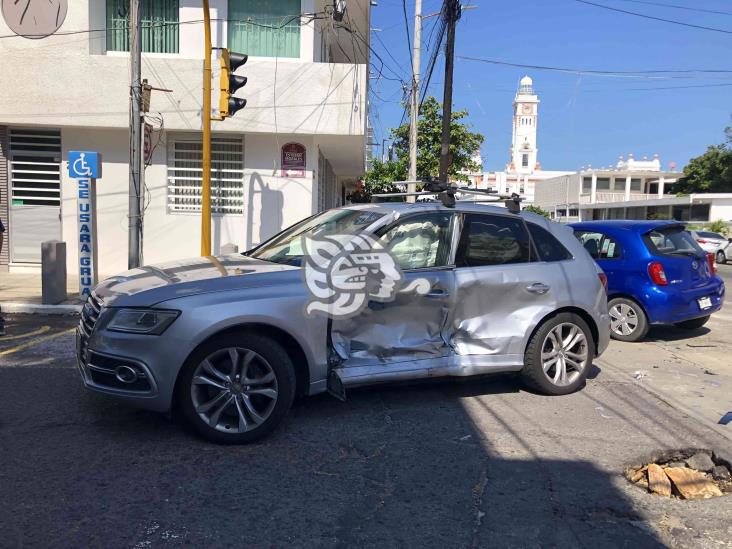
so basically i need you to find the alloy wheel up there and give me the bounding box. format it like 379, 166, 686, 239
716, 251, 725, 265
190, 347, 278, 433
541, 322, 588, 387
609, 303, 639, 337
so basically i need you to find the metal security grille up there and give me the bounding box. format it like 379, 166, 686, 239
167, 137, 244, 215
106, 0, 180, 53
9, 129, 61, 207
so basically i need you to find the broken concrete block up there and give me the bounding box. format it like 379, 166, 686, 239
711, 465, 731, 481
647, 464, 672, 497
685, 452, 715, 473
664, 467, 723, 499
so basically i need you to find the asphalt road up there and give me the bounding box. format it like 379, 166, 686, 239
1, 309, 732, 548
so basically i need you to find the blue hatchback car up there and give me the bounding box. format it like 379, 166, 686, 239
571, 221, 725, 341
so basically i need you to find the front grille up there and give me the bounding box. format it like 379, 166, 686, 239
78, 293, 103, 362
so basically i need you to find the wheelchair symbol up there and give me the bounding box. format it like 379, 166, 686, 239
72, 153, 93, 177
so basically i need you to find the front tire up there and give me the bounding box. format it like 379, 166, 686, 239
177, 333, 296, 444
521, 313, 594, 396
608, 297, 648, 342
674, 315, 710, 330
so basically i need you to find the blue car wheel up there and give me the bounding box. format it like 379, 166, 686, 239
608, 297, 649, 342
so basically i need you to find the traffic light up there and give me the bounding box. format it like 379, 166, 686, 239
219, 49, 248, 119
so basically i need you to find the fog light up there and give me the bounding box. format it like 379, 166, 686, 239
115, 365, 138, 384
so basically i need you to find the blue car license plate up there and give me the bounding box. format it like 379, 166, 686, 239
698, 296, 712, 310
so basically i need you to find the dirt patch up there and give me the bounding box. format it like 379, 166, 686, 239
625, 449, 731, 500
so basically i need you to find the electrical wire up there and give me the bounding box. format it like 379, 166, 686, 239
456, 55, 732, 78
401, 0, 414, 72
614, 0, 732, 16
573, 0, 732, 35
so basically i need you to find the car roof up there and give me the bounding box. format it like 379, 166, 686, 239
569, 219, 684, 234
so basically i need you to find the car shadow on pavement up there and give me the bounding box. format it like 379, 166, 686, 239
1, 367, 667, 548
644, 325, 711, 342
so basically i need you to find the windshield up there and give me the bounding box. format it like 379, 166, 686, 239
248, 209, 386, 265
643, 227, 705, 257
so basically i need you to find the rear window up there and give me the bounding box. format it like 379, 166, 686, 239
527, 223, 572, 262
643, 227, 704, 257
696, 231, 724, 240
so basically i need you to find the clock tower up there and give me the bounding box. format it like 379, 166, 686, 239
509, 76, 539, 174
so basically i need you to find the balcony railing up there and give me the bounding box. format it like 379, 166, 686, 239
579, 192, 656, 204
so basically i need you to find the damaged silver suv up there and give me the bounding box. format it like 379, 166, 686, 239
76, 202, 610, 443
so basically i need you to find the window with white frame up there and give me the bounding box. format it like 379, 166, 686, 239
167, 137, 244, 215
522, 154, 529, 168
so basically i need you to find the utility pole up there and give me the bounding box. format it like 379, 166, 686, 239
438, 1, 461, 184
201, 0, 213, 256
407, 0, 422, 202
128, 0, 142, 268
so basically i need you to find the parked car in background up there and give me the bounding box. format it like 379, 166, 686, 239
76, 203, 610, 443
571, 221, 725, 342
689, 230, 731, 265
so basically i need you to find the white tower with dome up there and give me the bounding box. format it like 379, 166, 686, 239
509, 75, 540, 174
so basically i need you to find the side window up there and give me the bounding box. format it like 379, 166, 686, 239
527, 223, 572, 262
378, 213, 453, 270
456, 214, 531, 267
574, 231, 621, 260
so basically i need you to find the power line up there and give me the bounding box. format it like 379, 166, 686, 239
457, 55, 732, 78
573, 0, 732, 35
402, 0, 414, 72
614, 0, 732, 17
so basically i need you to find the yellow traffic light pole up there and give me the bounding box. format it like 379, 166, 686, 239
201, 0, 213, 256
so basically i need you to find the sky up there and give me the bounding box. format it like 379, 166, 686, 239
367, 0, 732, 172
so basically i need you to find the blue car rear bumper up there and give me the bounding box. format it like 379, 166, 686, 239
642, 279, 725, 325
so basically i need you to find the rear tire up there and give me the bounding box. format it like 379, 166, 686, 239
608, 297, 648, 342
674, 316, 710, 330
177, 332, 296, 444
716, 251, 726, 265
521, 312, 594, 396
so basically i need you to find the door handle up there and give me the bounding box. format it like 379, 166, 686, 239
426, 289, 449, 298
526, 283, 550, 295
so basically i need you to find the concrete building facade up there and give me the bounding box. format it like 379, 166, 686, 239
534, 157, 732, 223
0, 0, 371, 275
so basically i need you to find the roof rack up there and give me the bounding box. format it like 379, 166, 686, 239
371, 179, 524, 213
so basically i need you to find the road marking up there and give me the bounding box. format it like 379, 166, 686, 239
0, 325, 51, 341
0, 328, 75, 357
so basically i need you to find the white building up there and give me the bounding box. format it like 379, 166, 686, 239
534, 156, 732, 223
0, 0, 371, 275
479, 76, 572, 203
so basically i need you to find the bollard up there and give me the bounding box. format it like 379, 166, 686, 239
220, 243, 239, 255
42, 240, 67, 305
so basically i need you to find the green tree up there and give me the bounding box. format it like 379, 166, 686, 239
676, 130, 732, 194
523, 205, 550, 218
359, 97, 484, 199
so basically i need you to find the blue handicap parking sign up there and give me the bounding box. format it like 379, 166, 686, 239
68, 151, 100, 179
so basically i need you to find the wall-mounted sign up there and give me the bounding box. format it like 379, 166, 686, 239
68, 151, 100, 298
281, 142, 306, 178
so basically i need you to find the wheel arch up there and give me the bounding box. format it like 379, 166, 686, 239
607, 292, 649, 320
173, 323, 311, 407
526, 306, 601, 357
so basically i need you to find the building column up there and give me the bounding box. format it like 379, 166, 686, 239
590, 173, 598, 203
625, 176, 631, 202
658, 176, 665, 198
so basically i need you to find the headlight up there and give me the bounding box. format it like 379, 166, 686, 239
107, 309, 180, 335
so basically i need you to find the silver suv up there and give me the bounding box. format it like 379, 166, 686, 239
76, 203, 610, 443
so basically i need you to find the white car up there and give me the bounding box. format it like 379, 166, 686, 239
690, 230, 731, 264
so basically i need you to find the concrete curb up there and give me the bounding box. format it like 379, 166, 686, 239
0, 302, 82, 315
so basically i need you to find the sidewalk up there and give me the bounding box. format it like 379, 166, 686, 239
0, 272, 83, 314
